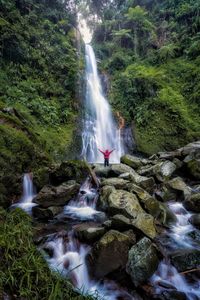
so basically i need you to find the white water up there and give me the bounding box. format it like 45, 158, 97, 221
81, 44, 124, 163
151, 202, 200, 299
12, 173, 36, 213
44, 179, 133, 299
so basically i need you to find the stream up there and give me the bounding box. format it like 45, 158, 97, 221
14, 174, 200, 300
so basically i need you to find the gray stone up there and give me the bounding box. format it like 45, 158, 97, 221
74, 224, 106, 243
126, 237, 159, 286
170, 249, 200, 272
166, 177, 191, 200
128, 183, 177, 226
121, 154, 148, 169
189, 214, 200, 229
101, 178, 130, 189
33, 182, 80, 208
183, 193, 200, 213
138, 161, 177, 182
32, 206, 53, 220
86, 230, 132, 278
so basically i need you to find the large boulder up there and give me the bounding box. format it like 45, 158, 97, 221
166, 177, 191, 201
33, 181, 80, 208
74, 223, 106, 243
98, 185, 115, 211
101, 178, 130, 189
105, 189, 157, 238
128, 183, 177, 226
32, 206, 53, 220
49, 160, 90, 185
186, 159, 200, 180
86, 230, 132, 278
170, 249, 200, 272
126, 237, 159, 286
180, 141, 200, 156
138, 161, 177, 182
183, 193, 200, 213
121, 154, 148, 169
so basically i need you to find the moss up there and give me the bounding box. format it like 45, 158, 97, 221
0, 208, 93, 300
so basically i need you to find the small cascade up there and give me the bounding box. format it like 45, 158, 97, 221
151, 202, 200, 299
44, 178, 133, 300
81, 44, 124, 163
13, 173, 36, 213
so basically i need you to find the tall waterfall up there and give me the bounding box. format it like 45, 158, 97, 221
81, 44, 124, 163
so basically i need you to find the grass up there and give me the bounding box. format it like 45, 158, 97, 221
0, 208, 94, 300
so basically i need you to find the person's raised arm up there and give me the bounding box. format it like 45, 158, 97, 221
109, 149, 115, 154
98, 148, 104, 154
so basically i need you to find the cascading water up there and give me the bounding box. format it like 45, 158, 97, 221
12, 173, 36, 213
44, 178, 133, 300
81, 43, 124, 163
151, 202, 200, 299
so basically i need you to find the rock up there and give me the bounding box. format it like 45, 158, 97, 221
32, 206, 53, 220
93, 164, 111, 178
106, 189, 157, 238
98, 185, 115, 211
86, 230, 132, 278
111, 214, 131, 230
186, 159, 200, 180
170, 249, 200, 272
74, 224, 106, 243
166, 177, 191, 200
126, 237, 159, 286
119, 172, 131, 180
49, 160, 90, 185
138, 161, 177, 182
121, 154, 148, 169
180, 141, 200, 156
189, 214, 200, 229
129, 172, 155, 193
128, 183, 177, 226
110, 163, 136, 176
183, 193, 200, 213
157, 150, 182, 160
154, 161, 177, 182
33, 181, 80, 208
107, 189, 144, 218
159, 290, 187, 300
123, 229, 137, 245
101, 178, 130, 189
48, 206, 63, 216
34, 167, 49, 191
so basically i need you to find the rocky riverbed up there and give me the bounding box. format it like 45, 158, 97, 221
14, 141, 200, 299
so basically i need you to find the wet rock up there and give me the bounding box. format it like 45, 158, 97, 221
189, 214, 200, 229
186, 159, 200, 180
101, 178, 130, 189
106, 189, 144, 217
49, 160, 90, 185
166, 177, 191, 201
121, 154, 148, 169
98, 185, 115, 211
74, 224, 106, 243
138, 161, 176, 182
123, 229, 137, 245
126, 237, 159, 287
42, 244, 54, 258
86, 230, 132, 278
93, 164, 111, 177
32, 206, 53, 220
106, 189, 157, 238
128, 183, 177, 226
170, 249, 200, 272
93, 211, 106, 223
159, 290, 187, 300
183, 193, 200, 213
48, 206, 63, 217
181, 141, 200, 156
111, 214, 131, 230
33, 181, 80, 208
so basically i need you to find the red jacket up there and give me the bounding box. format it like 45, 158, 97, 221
98, 149, 114, 159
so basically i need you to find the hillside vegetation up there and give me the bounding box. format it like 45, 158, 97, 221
87, 0, 200, 154
0, 0, 82, 206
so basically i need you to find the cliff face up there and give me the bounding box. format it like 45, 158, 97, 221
0, 0, 83, 206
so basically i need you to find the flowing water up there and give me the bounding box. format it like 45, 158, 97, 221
44, 178, 133, 300
81, 44, 124, 163
151, 202, 200, 299
12, 173, 36, 213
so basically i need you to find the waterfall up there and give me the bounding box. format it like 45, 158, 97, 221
81, 44, 124, 163
13, 173, 36, 213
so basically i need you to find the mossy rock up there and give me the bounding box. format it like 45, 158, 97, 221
49, 160, 90, 185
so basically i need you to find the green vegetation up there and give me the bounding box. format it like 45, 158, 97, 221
86, 0, 200, 154
0, 208, 93, 299
0, 0, 83, 205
